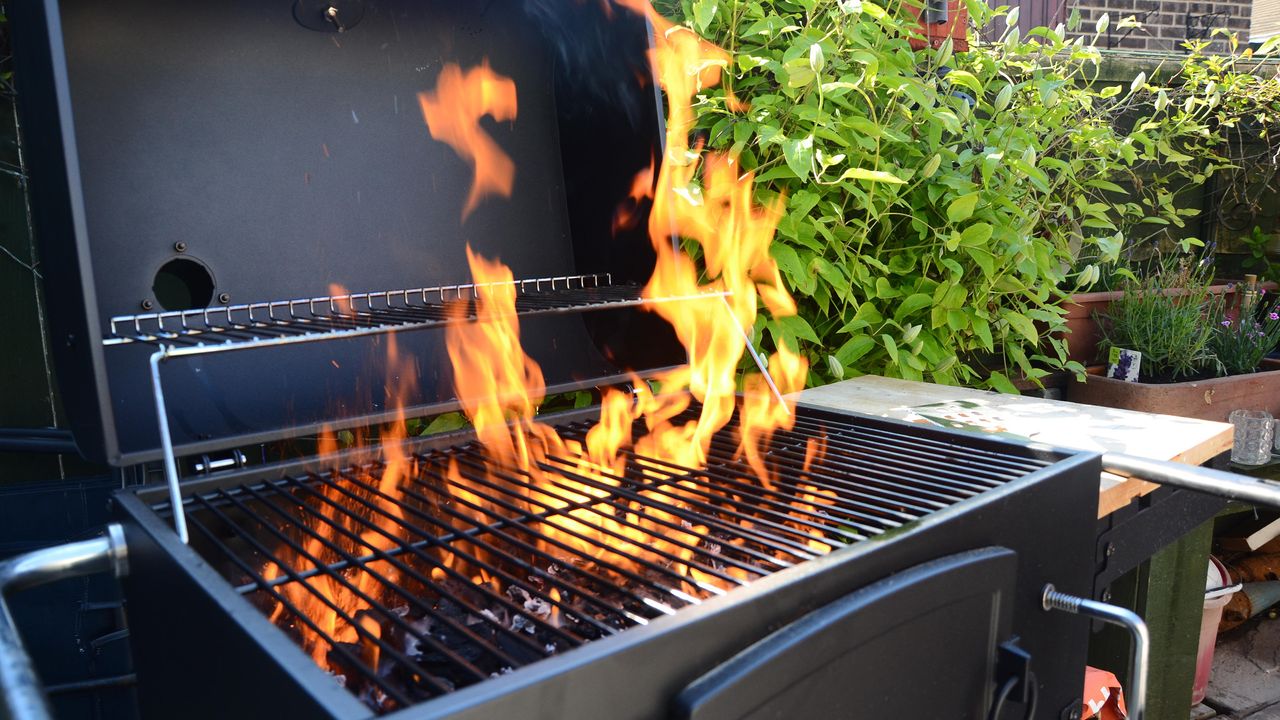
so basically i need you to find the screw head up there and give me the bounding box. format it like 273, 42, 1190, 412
218, 292, 231, 304
173, 241, 187, 252
1102, 589, 1113, 602
1105, 542, 1116, 557
141, 299, 154, 310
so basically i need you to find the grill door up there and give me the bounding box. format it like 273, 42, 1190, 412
674, 547, 1019, 720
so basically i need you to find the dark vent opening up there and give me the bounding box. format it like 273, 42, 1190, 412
152, 258, 215, 311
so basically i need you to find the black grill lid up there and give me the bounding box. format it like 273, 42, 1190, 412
14, 0, 684, 464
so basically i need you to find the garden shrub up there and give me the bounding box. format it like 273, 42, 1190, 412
660, 0, 1270, 390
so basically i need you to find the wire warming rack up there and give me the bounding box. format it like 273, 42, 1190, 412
102, 273, 704, 351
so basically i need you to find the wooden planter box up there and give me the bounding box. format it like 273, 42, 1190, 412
1066, 359, 1280, 423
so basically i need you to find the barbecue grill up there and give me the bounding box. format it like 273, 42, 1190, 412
7, 2, 1280, 720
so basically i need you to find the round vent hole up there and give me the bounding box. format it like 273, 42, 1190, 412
152, 258, 215, 311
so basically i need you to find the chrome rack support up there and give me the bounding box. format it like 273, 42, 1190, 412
0, 525, 129, 720
1042, 584, 1149, 720
717, 295, 788, 412
149, 348, 188, 544
1102, 452, 1280, 510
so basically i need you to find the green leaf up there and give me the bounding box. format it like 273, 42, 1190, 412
777, 314, 821, 344
1004, 311, 1039, 343
944, 70, 983, 95
987, 371, 1020, 395
838, 167, 905, 184
874, 276, 901, 298
771, 243, 806, 286
965, 247, 995, 278
959, 222, 993, 247
835, 335, 876, 365
423, 412, 469, 435
894, 293, 933, 321
692, 0, 718, 33
947, 192, 980, 223
782, 135, 815, 179
881, 334, 899, 365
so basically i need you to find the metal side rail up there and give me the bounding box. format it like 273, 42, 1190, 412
1043, 584, 1149, 720
1102, 452, 1280, 509
0, 525, 128, 720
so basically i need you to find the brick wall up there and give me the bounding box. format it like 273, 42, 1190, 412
1006, 0, 1254, 52
1066, 0, 1253, 51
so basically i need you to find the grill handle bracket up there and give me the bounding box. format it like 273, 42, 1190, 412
1101, 452, 1280, 510
0, 525, 129, 720
1042, 584, 1149, 720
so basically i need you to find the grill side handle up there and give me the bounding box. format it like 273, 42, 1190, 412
1101, 452, 1280, 509
0, 525, 129, 720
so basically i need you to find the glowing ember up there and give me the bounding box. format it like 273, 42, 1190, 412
418, 61, 519, 221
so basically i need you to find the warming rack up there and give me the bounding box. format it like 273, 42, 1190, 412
103, 273, 687, 350
111, 273, 745, 548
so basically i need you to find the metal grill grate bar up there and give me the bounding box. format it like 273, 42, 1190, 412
172, 406, 1052, 713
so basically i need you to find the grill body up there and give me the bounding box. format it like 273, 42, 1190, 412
113, 407, 1100, 720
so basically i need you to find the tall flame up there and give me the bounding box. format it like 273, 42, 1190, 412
418, 61, 519, 221
263, 3, 814, 689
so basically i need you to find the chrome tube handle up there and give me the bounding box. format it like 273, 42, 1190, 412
0, 525, 129, 720
1102, 452, 1280, 509
1043, 584, 1149, 720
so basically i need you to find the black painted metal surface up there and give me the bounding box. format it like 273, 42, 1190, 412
11, 0, 681, 464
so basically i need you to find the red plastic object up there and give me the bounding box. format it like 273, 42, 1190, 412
905, 1, 969, 51
1082, 666, 1128, 719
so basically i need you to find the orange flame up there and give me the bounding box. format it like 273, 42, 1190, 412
438, 0, 808, 593
262, 292, 416, 674
418, 61, 519, 221
262, 3, 817, 686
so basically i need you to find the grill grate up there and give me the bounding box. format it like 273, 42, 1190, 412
166, 407, 1052, 713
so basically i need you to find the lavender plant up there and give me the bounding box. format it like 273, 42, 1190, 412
1098, 259, 1221, 382
1211, 290, 1280, 376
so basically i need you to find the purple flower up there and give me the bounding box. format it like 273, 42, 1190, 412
1221, 319, 1232, 326
1269, 312, 1278, 321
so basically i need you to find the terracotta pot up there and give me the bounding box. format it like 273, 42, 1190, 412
1066, 359, 1280, 423
1060, 290, 1123, 365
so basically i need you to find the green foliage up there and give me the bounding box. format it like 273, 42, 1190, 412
659, 0, 1263, 390
1240, 226, 1280, 279
1098, 259, 1222, 381
1211, 288, 1280, 376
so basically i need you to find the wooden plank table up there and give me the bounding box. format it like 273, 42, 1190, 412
794, 375, 1233, 518
794, 375, 1235, 720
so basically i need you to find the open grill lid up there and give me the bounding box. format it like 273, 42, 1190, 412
14, 0, 685, 465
